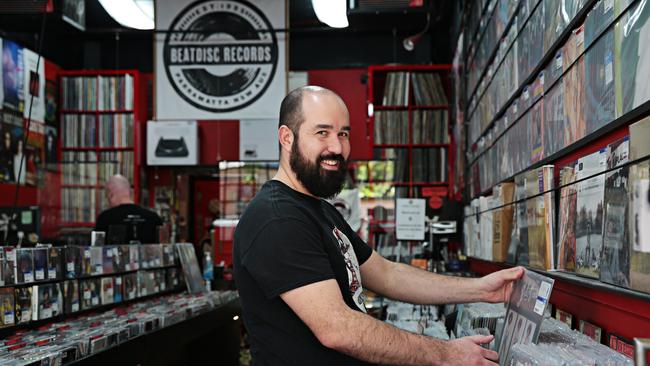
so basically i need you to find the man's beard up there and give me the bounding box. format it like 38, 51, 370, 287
289, 139, 347, 199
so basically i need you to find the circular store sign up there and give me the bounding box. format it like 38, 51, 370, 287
163, 0, 278, 113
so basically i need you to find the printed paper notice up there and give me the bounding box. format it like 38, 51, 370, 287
396, 198, 426, 240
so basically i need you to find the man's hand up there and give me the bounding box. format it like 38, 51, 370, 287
444, 335, 498, 366
478, 266, 524, 303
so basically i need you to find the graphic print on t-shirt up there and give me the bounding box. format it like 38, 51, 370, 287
332, 228, 366, 312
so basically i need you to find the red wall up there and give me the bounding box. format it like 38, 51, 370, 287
308, 69, 373, 161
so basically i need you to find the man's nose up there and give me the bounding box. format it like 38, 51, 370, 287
327, 135, 343, 155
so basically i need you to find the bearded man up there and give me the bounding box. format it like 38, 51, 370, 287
233, 86, 523, 366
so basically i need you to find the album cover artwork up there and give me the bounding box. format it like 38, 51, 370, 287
36, 283, 63, 320
524, 166, 555, 270
14, 286, 32, 324
557, 163, 578, 272
628, 117, 650, 292
100, 277, 114, 305
498, 269, 554, 364
65, 245, 81, 279
32, 247, 47, 281
584, 30, 615, 135
14, 248, 34, 284
510, 175, 529, 266
47, 246, 63, 281
579, 319, 603, 342
175, 243, 205, 295
127, 245, 139, 271
575, 149, 607, 278
162, 244, 175, 266
90, 247, 103, 275
529, 101, 544, 164
600, 137, 630, 287
618, 0, 650, 115
0, 288, 15, 327
80, 279, 100, 310
63, 280, 80, 314
113, 276, 123, 303
102, 246, 116, 274
2, 39, 24, 112
80, 247, 92, 276
123, 273, 137, 300
554, 308, 573, 328
543, 81, 566, 157
2, 247, 15, 285
564, 58, 586, 147
116, 245, 129, 272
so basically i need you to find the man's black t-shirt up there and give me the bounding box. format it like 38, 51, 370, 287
95, 204, 163, 244
233, 180, 374, 366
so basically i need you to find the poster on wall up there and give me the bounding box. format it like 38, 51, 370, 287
22, 48, 46, 123
155, 0, 286, 120
146, 121, 199, 166
239, 119, 278, 161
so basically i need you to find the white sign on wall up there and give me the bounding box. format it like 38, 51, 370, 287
155, 0, 286, 120
239, 119, 279, 161
396, 198, 426, 241
147, 121, 199, 166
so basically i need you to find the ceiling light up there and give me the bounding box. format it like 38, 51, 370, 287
312, 0, 349, 28
98, 0, 154, 30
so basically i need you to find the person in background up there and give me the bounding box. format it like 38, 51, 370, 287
233, 86, 524, 366
95, 174, 163, 244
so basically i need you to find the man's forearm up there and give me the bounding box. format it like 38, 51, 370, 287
365, 259, 486, 304
327, 308, 450, 366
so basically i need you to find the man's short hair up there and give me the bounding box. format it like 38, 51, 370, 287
278, 85, 333, 135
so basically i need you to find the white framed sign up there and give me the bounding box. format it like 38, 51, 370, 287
396, 198, 426, 241
239, 119, 279, 161
147, 121, 199, 166
155, 0, 286, 120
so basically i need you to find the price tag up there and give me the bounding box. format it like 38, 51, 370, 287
35, 269, 45, 281
41, 308, 52, 319
84, 290, 91, 300
534, 281, 552, 315
72, 302, 79, 312
91, 296, 99, 306
67, 262, 75, 272
115, 277, 122, 286
48, 269, 57, 279
24, 272, 34, 283
4, 311, 15, 325
555, 52, 563, 69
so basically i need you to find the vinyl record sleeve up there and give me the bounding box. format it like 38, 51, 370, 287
575, 149, 607, 278
497, 269, 554, 364
557, 163, 578, 272
600, 137, 630, 287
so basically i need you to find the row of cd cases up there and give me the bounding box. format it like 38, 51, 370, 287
0, 244, 179, 286
0, 291, 237, 365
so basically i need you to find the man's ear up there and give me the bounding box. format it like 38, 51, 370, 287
278, 125, 294, 153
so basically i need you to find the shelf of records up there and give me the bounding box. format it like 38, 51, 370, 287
452, 301, 634, 365
464, 0, 627, 148
61, 114, 134, 148
463, 120, 650, 295
375, 71, 448, 107
376, 269, 633, 364
61, 151, 134, 185
0, 243, 185, 328
464, 0, 595, 120
377, 148, 448, 185
0, 290, 237, 365
61, 75, 135, 111
372, 110, 449, 145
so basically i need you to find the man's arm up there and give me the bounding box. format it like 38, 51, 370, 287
281, 279, 498, 366
360, 251, 523, 304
